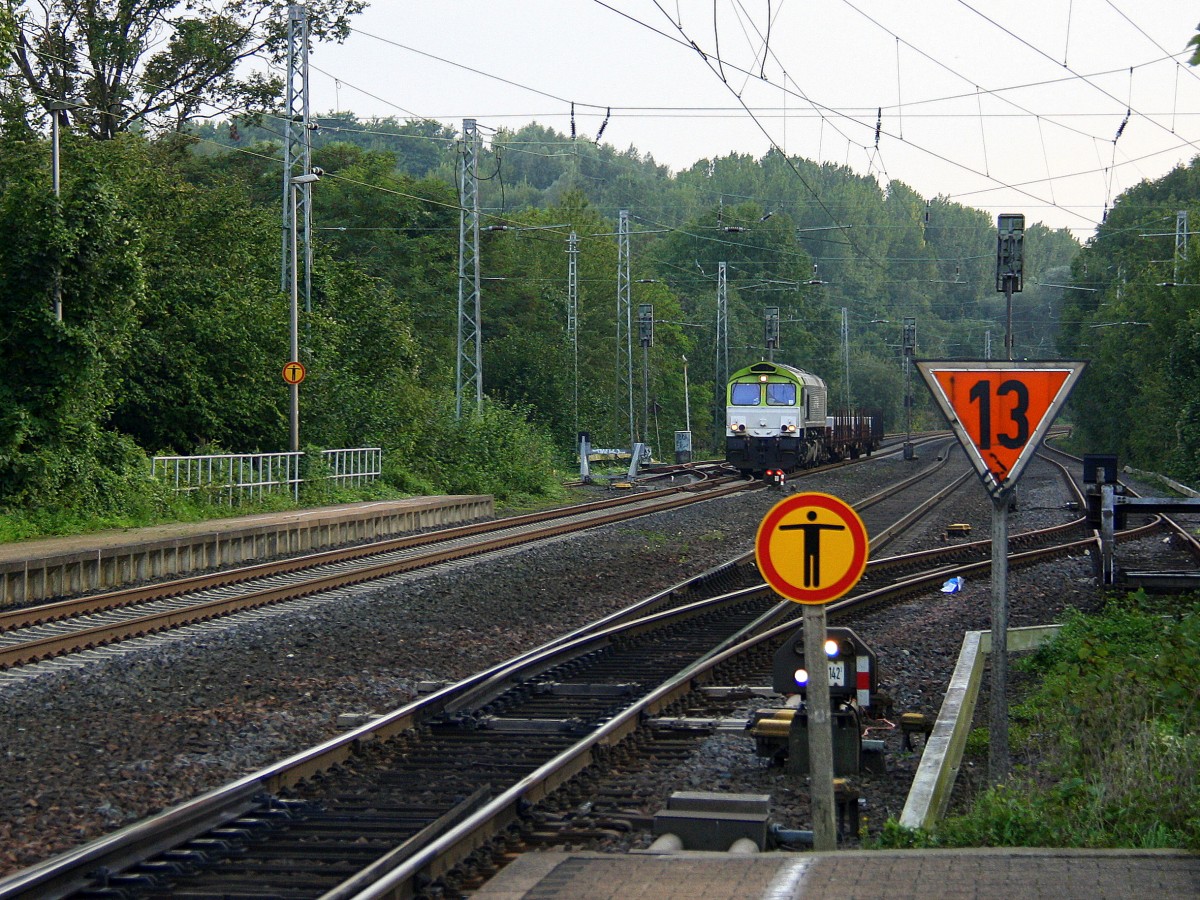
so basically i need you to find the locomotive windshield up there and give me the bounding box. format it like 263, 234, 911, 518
766, 382, 797, 406
731, 383, 760, 405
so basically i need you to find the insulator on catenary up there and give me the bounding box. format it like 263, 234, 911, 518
1113, 109, 1129, 143
595, 108, 610, 143
570, 102, 575, 140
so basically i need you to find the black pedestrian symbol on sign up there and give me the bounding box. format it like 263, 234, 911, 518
780, 511, 845, 587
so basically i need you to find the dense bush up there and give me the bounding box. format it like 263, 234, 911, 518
877, 595, 1200, 850
400, 399, 567, 502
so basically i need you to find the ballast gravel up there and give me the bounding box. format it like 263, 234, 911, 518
0, 450, 1193, 876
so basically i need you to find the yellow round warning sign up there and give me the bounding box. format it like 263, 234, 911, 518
282, 361, 306, 385
755, 492, 869, 604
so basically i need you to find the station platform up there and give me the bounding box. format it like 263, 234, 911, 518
0, 496, 493, 606
472, 847, 1200, 899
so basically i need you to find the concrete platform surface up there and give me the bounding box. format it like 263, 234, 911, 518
0, 498, 489, 563
471, 848, 1200, 899
0, 496, 493, 605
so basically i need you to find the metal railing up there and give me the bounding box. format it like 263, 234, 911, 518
322, 447, 383, 487
151, 448, 382, 503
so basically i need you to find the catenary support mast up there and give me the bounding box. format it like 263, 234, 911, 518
456, 119, 483, 419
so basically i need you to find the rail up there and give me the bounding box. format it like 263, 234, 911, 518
0, 454, 1086, 897
150, 448, 382, 502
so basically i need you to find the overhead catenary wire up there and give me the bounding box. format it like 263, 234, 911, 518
953, 0, 1200, 155
646, 1, 891, 273
599, 1, 1135, 230
303, 6, 1192, 236
19, 4, 1195, 245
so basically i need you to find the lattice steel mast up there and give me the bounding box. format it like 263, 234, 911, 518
617, 209, 634, 449
456, 119, 482, 419
713, 261, 728, 446
567, 229, 579, 435
281, 3, 313, 312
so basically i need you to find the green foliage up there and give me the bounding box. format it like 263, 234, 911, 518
108, 141, 287, 452
1056, 159, 1200, 480
0, 136, 144, 509
192, 116, 459, 181
877, 598, 1200, 851
0, 108, 1095, 532
9, 0, 365, 139
398, 399, 564, 501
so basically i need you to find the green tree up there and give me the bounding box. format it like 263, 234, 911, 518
107, 140, 288, 453
0, 134, 145, 509
1058, 159, 1200, 475
6, 0, 365, 139
305, 142, 459, 379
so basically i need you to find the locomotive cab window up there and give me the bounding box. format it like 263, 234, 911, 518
731, 383, 760, 405
766, 382, 796, 406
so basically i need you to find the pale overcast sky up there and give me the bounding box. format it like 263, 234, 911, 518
303, 1, 1200, 237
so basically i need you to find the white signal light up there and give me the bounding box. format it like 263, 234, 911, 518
794, 668, 809, 687
824, 638, 840, 658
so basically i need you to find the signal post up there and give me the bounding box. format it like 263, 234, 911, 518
917, 360, 1085, 783
756, 493, 869, 851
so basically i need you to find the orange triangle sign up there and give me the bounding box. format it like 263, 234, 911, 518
916, 360, 1087, 497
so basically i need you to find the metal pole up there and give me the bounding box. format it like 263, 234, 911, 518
989, 493, 1010, 784
568, 230, 579, 437
714, 263, 728, 448
617, 210, 633, 450
642, 343, 650, 445
50, 105, 64, 321
51, 111, 60, 197
1176, 210, 1188, 284
456, 119, 482, 419
289, 184, 301, 455
682, 355, 691, 434
803, 604, 837, 850
841, 308, 851, 409
1004, 275, 1014, 360
903, 317, 915, 460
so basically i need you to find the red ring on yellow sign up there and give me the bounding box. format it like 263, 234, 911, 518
282, 361, 306, 385
754, 492, 869, 604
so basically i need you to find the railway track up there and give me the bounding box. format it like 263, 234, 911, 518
0, 438, 950, 676
0, 443, 1107, 900
1039, 440, 1200, 562
0, 476, 757, 673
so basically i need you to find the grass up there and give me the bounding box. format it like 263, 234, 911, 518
0, 486, 383, 544
875, 592, 1200, 851
0, 470, 591, 545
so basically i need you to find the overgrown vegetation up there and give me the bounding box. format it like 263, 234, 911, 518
3, 3, 1199, 538
877, 594, 1200, 850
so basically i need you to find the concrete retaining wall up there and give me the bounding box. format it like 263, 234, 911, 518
0, 496, 494, 607
899, 624, 1062, 831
